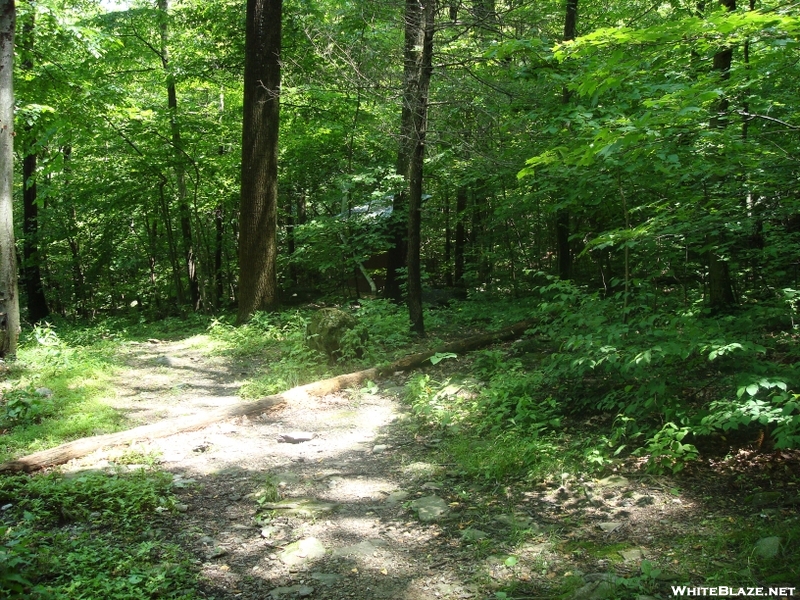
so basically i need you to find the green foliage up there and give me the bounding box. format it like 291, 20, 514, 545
0, 524, 47, 599
2, 387, 48, 424
214, 301, 411, 399
429, 352, 457, 365
0, 323, 127, 463
406, 374, 462, 429
416, 275, 799, 476
352, 299, 413, 358
253, 477, 281, 507
639, 423, 699, 474
478, 373, 562, 436
0, 470, 198, 599
216, 311, 328, 397
0, 470, 176, 529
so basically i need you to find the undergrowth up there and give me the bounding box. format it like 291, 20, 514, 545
0, 323, 128, 463
405, 275, 799, 477
0, 469, 199, 599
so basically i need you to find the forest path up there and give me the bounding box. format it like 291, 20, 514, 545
62, 337, 777, 600
70, 338, 490, 600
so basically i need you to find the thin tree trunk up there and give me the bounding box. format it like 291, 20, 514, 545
707, 0, 737, 312
238, 0, 281, 322
386, 1, 424, 304
22, 149, 49, 322
454, 186, 467, 287
215, 204, 224, 307
20, 14, 48, 323
0, 0, 19, 358
557, 0, 577, 281
405, 0, 436, 337
61, 145, 87, 316
444, 186, 453, 287
158, 0, 200, 310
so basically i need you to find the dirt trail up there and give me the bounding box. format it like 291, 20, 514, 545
61, 339, 796, 600
70, 340, 487, 600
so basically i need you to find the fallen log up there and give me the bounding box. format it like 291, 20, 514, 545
0, 319, 534, 473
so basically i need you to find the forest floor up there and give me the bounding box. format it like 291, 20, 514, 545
61, 337, 800, 600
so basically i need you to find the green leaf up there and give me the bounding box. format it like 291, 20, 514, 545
430, 352, 457, 365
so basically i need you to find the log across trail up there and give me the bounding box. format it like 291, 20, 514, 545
0, 320, 534, 473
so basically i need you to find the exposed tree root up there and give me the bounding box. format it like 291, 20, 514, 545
0, 319, 534, 473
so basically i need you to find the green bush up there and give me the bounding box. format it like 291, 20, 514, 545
0, 470, 198, 599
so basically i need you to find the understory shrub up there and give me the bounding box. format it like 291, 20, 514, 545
0, 470, 198, 599
426, 274, 799, 475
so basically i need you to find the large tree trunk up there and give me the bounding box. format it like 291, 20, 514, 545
0, 0, 19, 358
0, 319, 535, 473
237, 0, 281, 322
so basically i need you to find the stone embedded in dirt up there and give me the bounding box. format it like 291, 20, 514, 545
495, 514, 537, 530
260, 525, 281, 539
260, 498, 339, 518
411, 495, 450, 521
311, 572, 342, 586
385, 491, 410, 506
278, 432, 317, 444
570, 574, 618, 600
598, 522, 623, 532
372, 444, 389, 453
460, 528, 489, 541
619, 548, 645, 562
154, 355, 178, 367
754, 536, 781, 559
207, 547, 228, 559
269, 584, 315, 598
595, 475, 629, 488
521, 542, 550, 554
279, 537, 326, 566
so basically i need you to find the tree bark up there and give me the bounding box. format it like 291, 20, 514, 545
22, 148, 49, 323
237, 0, 281, 322
404, 0, 436, 336
444, 187, 452, 287
20, 12, 48, 324
214, 203, 224, 307
158, 0, 200, 310
0, 0, 19, 358
0, 318, 535, 473
557, 0, 577, 281
707, 0, 737, 312
454, 186, 467, 287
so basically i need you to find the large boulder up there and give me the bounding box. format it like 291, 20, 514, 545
305, 308, 365, 361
